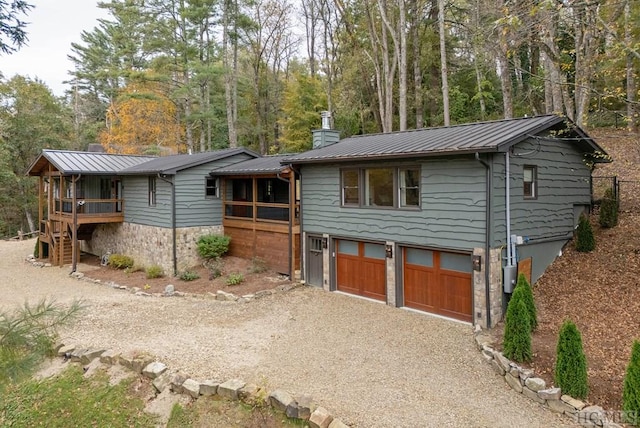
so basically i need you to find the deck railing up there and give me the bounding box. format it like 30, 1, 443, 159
53, 198, 124, 216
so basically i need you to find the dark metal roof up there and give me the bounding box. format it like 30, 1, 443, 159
27, 150, 156, 175
212, 154, 296, 175
283, 115, 606, 164
120, 148, 259, 175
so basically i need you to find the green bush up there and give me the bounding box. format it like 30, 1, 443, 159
249, 257, 267, 274
623, 340, 640, 426
599, 188, 618, 228
502, 287, 532, 363
145, 265, 164, 279
108, 254, 134, 270
197, 234, 231, 260
555, 320, 589, 399
179, 270, 200, 281
226, 272, 244, 286
515, 273, 537, 331
575, 213, 595, 252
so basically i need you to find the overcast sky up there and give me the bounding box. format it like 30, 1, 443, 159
1, 1, 109, 96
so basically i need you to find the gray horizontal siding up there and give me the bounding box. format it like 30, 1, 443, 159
301, 156, 487, 250
174, 153, 253, 228
123, 176, 172, 228
491, 136, 592, 247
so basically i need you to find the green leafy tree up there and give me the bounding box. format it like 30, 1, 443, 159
599, 188, 618, 229
0, 299, 83, 389
0, 75, 73, 236
515, 273, 537, 331
575, 213, 595, 252
555, 320, 589, 399
623, 340, 640, 426
503, 287, 532, 362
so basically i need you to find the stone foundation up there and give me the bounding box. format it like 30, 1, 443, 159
473, 247, 504, 329
82, 223, 223, 274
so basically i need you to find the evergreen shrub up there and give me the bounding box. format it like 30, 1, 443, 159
555, 320, 589, 399
575, 213, 595, 252
623, 340, 640, 426
599, 188, 618, 228
515, 273, 537, 331
503, 286, 532, 363
197, 234, 231, 260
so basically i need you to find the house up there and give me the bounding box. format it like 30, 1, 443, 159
27, 147, 260, 275
283, 115, 608, 328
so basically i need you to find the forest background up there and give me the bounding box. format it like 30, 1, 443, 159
0, 0, 638, 237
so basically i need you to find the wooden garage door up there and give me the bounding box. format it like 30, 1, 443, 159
403, 248, 472, 322
336, 240, 386, 301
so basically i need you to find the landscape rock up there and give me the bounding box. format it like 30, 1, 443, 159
170, 372, 189, 394
309, 406, 334, 428
296, 394, 315, 420
328, 419, 350, 428
523, 387, 546, 404
538, 387, 561, 400
99, 349, 120, 365
70, 271, 84, 279
217, 379, 245, 400
254, 289, 272, 299
547, 399, 577, 415
182, 379, 201, 398
561, 395, 586, 411
80, 348, 106, 365
269, 389, 295, 412
152, 372, 172, 393
216, 290, 238, 301
239, 383, 260, 402
524, 377, 546, 392
490, 359, 506, 376
494, 351, 512, 373
199, 379, 220, 396
70, 348, 88, 363
142, 361, 167, 379
505, 373, 523, 393
57, 344, 75, 358
577, 405, 605, 427
164, 284, 175, 296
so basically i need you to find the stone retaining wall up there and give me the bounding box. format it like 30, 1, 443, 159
474, 327, 622, 428
82, 223, 223, 274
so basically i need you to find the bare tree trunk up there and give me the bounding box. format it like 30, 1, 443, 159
625, 0, 639, 132
223, 0, 238, 147
496, 48, 513, 119
411, 0, 423, 128
25, 209, 35, 234
438, 0, 450, 125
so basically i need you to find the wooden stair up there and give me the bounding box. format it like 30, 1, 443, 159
52, 233, 74, 265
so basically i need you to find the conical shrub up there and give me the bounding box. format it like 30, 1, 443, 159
503, 287, 532, 363
599, 188, 618, 228
623, 340, 640, 426
555, 320, 588, 399
515, 273, 537, 331
575, 213, 595, 252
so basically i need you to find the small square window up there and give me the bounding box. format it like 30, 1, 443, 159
205, 177, 219, 198
524, 165, 537, 199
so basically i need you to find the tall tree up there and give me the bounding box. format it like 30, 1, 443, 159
0, 0, 33, 54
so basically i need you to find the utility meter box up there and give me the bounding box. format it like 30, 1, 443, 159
503, 265, 517, 293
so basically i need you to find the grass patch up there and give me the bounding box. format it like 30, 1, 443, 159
167, 396, 307, 428
0, 365, 158, 427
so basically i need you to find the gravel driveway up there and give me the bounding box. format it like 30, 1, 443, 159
1, 239, 576, 427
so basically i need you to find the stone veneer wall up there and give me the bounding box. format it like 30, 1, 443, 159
473, 247, 504, 329
82, 223, 223, 274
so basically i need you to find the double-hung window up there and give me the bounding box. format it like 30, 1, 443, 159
342, 170, 360, 205
205, 177, 219, 198
364, 168, 394, 207
399, 168, 420, 207
523, 165, 537, 199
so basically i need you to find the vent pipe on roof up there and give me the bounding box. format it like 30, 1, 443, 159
87, 144, 105, 153
321, 111, 331, 129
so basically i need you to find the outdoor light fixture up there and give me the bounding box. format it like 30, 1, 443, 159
472, 255, 482, 272
322, 237, 328, 249
385, 244, 393, 258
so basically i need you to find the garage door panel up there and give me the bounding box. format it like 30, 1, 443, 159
403, 248, 472, 322
404, 267, 437, 312
336, 240, 386, 302
439, 272, 472, 322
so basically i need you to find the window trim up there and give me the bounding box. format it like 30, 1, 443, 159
205, 176, 219, 199
148, 176, 157, 206
523, 165, 537, 200
340, 166, 421, 209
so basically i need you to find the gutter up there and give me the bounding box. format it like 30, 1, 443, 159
475, 153, 492, 328
158, 173, 177, 276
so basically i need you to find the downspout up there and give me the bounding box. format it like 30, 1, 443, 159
505, 151, 512, 267
289, 164, 303, 282
71, 174, 82, 274
277, 170, 293, 279
475, 153, 492, 328
158, 174, 177, 276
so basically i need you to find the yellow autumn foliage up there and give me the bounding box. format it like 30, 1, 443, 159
99, 82, 184, 155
